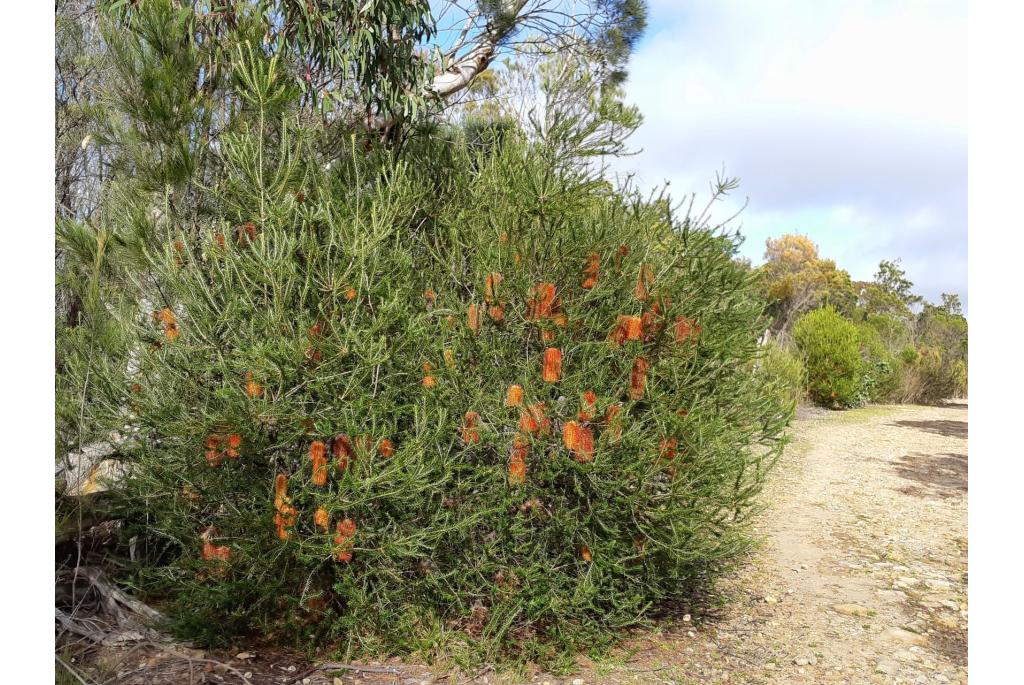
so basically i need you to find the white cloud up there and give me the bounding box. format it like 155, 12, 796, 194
613, 0, 967, 309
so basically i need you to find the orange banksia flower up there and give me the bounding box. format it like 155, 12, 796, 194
542, 347, 562, 383
422, 361, 437, 388
505, 384, 524, 407
173, 240, 185, 267
225, 433, 242, 459
214, 232, 226, 248
163, 324, 180, 341
310, 441, 328, 486
526, 282, 559, 321
334, 519, 357, 563
499, 231, 509, 244
579, 391, 598, 421
634, 263, 653, 301
294, 190, 306, 203
519, 402, 552, 436
484, 272, 502, 304
378, 438, 395, 458
200, 529, 231, 576
562, 421, 595, 463
674, 316, 701, 344
629, 357, 649, 400
308, 322, 322, 338
305, 347, 323, 364
676, 408, 689, 418
244, 372, 263, 398
508, 436, 528, 485
608, 315, 642, 346
659, 437, 678, 460
237, 221, 258, 246
273, 474, 297, 540
541, 329, 556, 342
332, 434, 354, 471
604, 403, 623, 442
580, 545, 593, 563
461, 411, 481, 445
344, 285, 357, 301
314, 507, 330, 532
514, 252, 522, 265
467, 303, 482, 334
581, 253, 600, 289
488, 302, 505, 324
423, 290, 436, 309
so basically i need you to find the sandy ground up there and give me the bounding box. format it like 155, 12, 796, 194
68, 402, 968, 685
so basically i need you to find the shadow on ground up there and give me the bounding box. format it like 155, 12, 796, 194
892, 451, 967, 499
890, 419, 968, 439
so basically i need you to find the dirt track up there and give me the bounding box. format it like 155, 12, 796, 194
560, 402, 969, 685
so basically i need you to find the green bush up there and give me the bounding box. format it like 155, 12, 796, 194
756, 343, 805, 413
60, 111, 788, 661
793, 307, 862, 408
856, 324, 898, 403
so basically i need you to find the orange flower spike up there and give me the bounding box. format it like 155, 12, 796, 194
205, 449, 224, 467
563, 421, 594, 462
308, 322, 322, 338
634, 263, 653, 301
156, 308, 176, 326
314, 507, 330, 532
581, 545, 593, 562
164, 325, 180, 342
581, 253, 600, 289
563, 421, 581, 451
344, 286, 357, 301
461, 411, 481, 445
629, 357, 649, 401
214, 232, 226, 248
625, 315, 643, 341
227, 434, 242, 450
660, 437, 678, 461
310, 441, 328, 486
422, 361, 437, 388
505, 384, 524, 407
579, 391, 597, 421
488, 302, 505, 324
334, 518, 357, 563
332, 434, 354, 471
484, 272, 502, 304
508, 437, 528, 486
423, 290, 436, 309
467, 303, 482, 334
527, 282, 557, 321
378, 438, 395, 458
542, 347, 562, 383
240, 221, 258, 245
499, 231, 509, 244
244, 372, 263, 398
674, 316, 694, 342
273, 474, 289, 509
519, 408, 539, 434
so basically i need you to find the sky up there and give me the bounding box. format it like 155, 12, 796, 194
611, 0, 967, 310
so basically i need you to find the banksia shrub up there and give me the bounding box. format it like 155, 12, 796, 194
63, 46, 787, 665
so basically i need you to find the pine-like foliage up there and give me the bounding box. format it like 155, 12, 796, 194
60, 30, 788, 664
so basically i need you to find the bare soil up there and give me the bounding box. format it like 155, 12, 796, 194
65, 402, 967, 685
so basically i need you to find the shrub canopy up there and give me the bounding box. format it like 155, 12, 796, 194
793, 307, 862, 407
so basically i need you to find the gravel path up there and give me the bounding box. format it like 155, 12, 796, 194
562, 401, 969, 685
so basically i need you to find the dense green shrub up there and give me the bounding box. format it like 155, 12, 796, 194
58, 53, 788, 662
755, 343, 805, 413
855, 324, 898, 403
793, 307, 862, 407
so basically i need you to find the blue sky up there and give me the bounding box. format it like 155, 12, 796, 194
610, 0, 967, 310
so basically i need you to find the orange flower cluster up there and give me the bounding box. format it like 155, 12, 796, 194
214, 232, 226, 249
518, 402, 552, 436
608, 314, 643, 345
562, 420, 595, 463
461, 411, 481, 445
508, 435, 528, 485
527, 282, 566, 341
578, 390, 598, 421
674, 316, 702, 344
244, 372, 263, 398
332, 434, 354, 471
237, 221, 258, 246
200, 528, 231, 576
273, 474, 297, 541
378, 438, 395, 458
542, 347, 562, 383
580, 545, 593, 562
204, 433, 242, 467
484, 272, 502, 303
423, 289, 436, 309
634, 263, 653, 301
173, 240, 185, 267
334, 518, 357, 563
505, 384, 524, 407
314, 507, 330, 532
422, 361, 437, 388
310, 440, 328, 486
581, 253, 600, 289
153, 308, 179, 341
659, 437, 678, 461
344, 286, 357, 301
467, 303, 482, 334
629, 357, 649, 400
